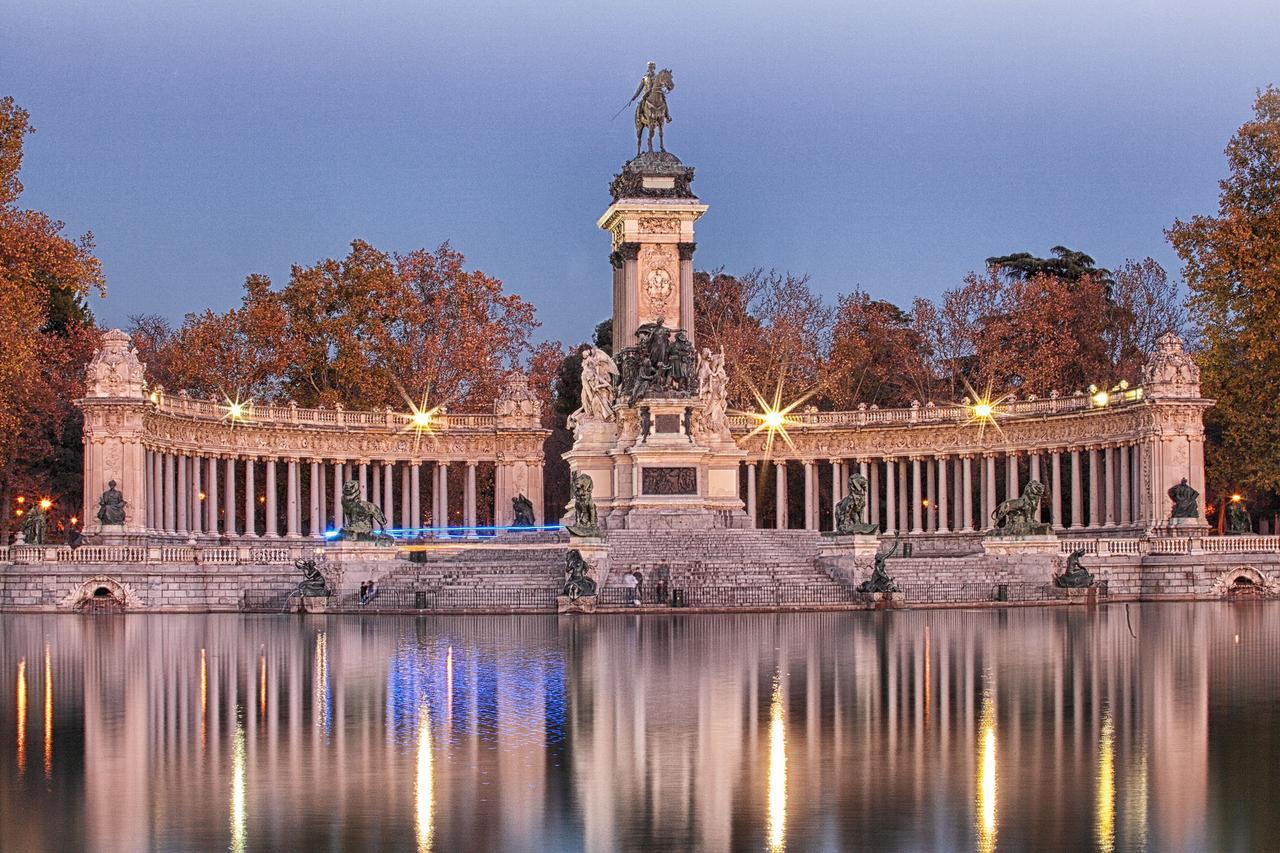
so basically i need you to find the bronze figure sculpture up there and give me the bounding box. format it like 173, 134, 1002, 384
834, 472, 878, 535
96, 480, 127, 525
630, 62, 675, 156
857, 537, 901, 594
339, 480, 388, 540
562, 549, 598, 600
511, 494, 536, 528
1054, 548, 1095, 588
1168, 478, 1199, 519
565, 473, 601, 537
991, 480, 1051, 536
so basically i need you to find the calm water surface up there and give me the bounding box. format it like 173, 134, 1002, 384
0, 604, 1277, 852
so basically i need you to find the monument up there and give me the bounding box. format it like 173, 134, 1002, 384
562, 63, 748, 530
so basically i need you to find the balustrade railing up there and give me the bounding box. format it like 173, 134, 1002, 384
152, 394, 496, 431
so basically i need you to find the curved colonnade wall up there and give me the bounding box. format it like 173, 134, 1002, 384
77, 330, 550, 540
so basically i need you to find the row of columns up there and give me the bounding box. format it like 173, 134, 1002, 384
140, 451, 487, 538
744, 442, 1148, 533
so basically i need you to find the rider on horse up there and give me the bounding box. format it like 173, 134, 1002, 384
632, 62, 672, 124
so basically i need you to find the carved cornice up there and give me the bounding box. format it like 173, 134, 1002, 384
610, 242, 642, 270
677, 241, 697, 261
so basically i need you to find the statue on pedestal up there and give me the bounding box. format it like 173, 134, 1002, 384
569, 347, 619, 434
697, 347, 729, 433
1168, 478, 1199, 519
511, 494, 536, 528
565, 473, 602, 537
991, 480, 1051, 536
562, 549, 598, 600
1227, 500, 1252, 535
21, 503, 48, 546
629, 62, 675, 156
96, 480, 127, 525
295, 558, 329, 597
857, 538, 900, 594
1054, 548, 1095, 588
339, 480, 388, 540
834, 472, 878, 535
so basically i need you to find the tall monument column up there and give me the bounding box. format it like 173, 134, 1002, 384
77, 330, 149, 539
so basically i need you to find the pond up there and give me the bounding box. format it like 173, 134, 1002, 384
0, 603, 1276, 851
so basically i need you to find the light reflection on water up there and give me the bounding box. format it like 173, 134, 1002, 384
1, 604, 1279, 851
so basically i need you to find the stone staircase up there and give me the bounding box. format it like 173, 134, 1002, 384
365, 543, 565, 612
605, 529, 858, 606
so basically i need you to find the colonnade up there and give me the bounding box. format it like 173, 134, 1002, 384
742, 441, 1149, 533
139, 451, 487, 538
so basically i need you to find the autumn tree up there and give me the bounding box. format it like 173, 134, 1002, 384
1169, 86, 1280, 496
0, 97, 105, 538
823, 290, 933, 407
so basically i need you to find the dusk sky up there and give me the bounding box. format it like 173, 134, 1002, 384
7, 0, 1279, 346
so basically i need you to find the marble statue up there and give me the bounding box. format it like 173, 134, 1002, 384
697, 346, 729, 433
991, 480, 1051, 536
96, 480, 127, 525
339, 480, 388, 540
295, 558, 329, 597
857, 538, 900, 594
575, 347, 619, 422
1168, 478, 1199, 519
834, 472, 878, 535
630, 62, 675, 156
1054, 548, 1095, 588
511, 494, 536, 528
1227, 500, 1252, 535
565, 472, 602, 537
562, 549, 598, 600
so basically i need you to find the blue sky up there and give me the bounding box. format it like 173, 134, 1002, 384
6, 0, 1278, 345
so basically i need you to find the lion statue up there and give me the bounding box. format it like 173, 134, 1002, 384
339, 480, 388, 540
991, 479, 1050, 536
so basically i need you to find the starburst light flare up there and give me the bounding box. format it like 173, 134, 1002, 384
960, 378, 1013, 444
733, 375, 816, 464
397, 387, 446, 453
221, 392, 253, 427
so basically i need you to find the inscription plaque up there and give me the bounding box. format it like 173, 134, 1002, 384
642, 466, 697, 495
654, 414, 681, 433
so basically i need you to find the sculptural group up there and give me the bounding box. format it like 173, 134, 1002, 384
339, 480, 388, 540
857, 537, 900, 594
618, 321, 698, 405
1054, 548, 1095, 588
991, 480, 1051, 536
562, 549, 598, 600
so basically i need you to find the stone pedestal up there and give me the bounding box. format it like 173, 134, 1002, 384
982, 534, 1060, 556
817, 534, 880, 586
1161, 517, 1211, 536
556, 594, 598, 614
322, 540, 398, 564
864, 591, 906, 608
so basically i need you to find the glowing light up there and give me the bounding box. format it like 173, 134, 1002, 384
1097, 710, 1115, 853
736, 375, 814, 462
1231, 494, 1243, 503
16, 657, 26, 777
412, 409, 432, 428
231, 713, 247, 853
1091, 390, 1110, 408
69, 516, 78, 526
222, 393, 252, 426
977, 688, 997, 853
14, 509, 23, 517
15, 496, 25, 504
767, 673, 787, 852
43, 644, 51, 780
961, 379, 1012, 443
259, 652, 267, 718
416, 703, 435, 852
198, 491, 207, 501
314, 632, 331, 736
972, 402, 993, 419
398, 388, 445, 453
38, 498, 52, 511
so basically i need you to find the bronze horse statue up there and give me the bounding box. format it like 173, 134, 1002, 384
636, 68, 675, 156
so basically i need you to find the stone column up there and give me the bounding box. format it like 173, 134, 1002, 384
465, 462, 478, 535
150, 450, 162, 532
1006, 452, 1019, 501
897, 459, 909, 530
937, 455, 949, 534
264, 455, 277, 535
1088, 446, 1101, 528
678, 242, 696, 338
746, 462, 758, 527
358, 462, 369, 501
224, 456, 237, 536
869, 460, 880, 528
191, 455, 203, 536
830, 460, 842, 529
400, 464, 411, 531
332, 462, 345, 531
1103, 445, 1117, 526
316, 461, 326, 536
962, 456, 974, 532
371, 463, 382, 512
286, 459, 300, 538
309, 460, 322, 538
243, 457, 256, 537
911, 457, 924, 534
984, 454, 997, 529
1119, 444, 1131, 526
438, 462, 450, 534
163, 452, 176, 533
1029, 451, 1040, 485
1051, 450, 1063, 529
410, 463, 421, 530
885, 459, 897, 534
206, 456, 219, 534
775, 461, 788, 530
925, 457, 937, 532
802, 461, 815, 530
176, 453, 188, 534
383, 462, 394, 525
859, 460, 870, 523
1070, 448, 1083, 528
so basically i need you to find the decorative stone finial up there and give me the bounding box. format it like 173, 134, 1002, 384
1142, 331, 1201, 398
84, 329, 147, 399
495, 372, 543, 427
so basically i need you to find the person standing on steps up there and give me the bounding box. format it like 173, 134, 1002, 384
623, 570, 638, 607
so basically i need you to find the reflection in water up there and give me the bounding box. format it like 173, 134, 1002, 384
15, 658, 24, 776
977, 687, 997, 853
768, 672, 786, 852
231, 711, 246, 853
1097, 709, 1115, 853
0, 605, 1278, 851
42, 644, 51, 780
416, 703, 434, 852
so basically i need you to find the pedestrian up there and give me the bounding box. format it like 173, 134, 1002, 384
623, 570, 638, 607
633, 570, 644, 605
359, 581, 368, 605
656, 577, 668, 604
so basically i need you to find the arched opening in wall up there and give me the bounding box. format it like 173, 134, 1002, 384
1228, 575, 1263, 599
74, 579, 127, 614
1218, 566, 1270, 600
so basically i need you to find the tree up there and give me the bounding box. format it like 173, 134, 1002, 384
986, 245, 1114, 289
1168, 86, 1280, 495
0, 97, 104, 539
823, 290, 932, 407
